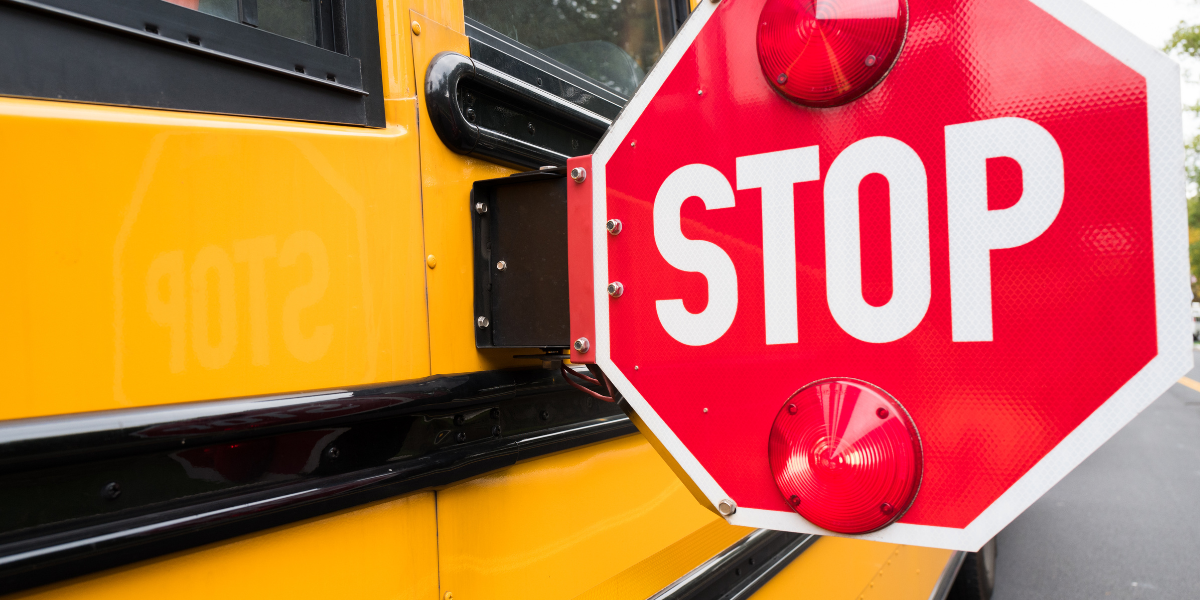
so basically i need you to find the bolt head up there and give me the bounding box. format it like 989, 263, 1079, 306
102, 482, 121, 500
865, 54, 877, 67
607, 282, 624, 298
605, 219, 623, 235
477, 316, 490, 328
326, 446, 340, 459
570, 167, 587, 183
475, 201, 488, 214
573, 337, 590, 353
717, 498, 737, 516
496, 260, 507, 271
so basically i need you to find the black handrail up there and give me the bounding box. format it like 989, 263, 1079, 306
424, 51, 612, 168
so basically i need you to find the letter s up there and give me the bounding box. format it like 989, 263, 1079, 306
654, 164, 738, 346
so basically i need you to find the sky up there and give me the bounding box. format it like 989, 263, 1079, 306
1080, 0, 1200, 138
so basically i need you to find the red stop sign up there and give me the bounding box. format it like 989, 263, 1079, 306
567, 0, 1191, 549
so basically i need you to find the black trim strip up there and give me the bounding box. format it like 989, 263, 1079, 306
0, 367, 633, 594
1, 0, 367, 95
648, 530, 818, 600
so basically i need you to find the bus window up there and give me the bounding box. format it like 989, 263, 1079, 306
162, 0, 320, 47
464, 0, 675, 97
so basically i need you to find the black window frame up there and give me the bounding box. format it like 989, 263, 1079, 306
0, 0, 384, 127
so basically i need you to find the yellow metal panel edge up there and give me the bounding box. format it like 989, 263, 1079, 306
12, 493, 440, 600
408, 12, 541, 375
748, 537, 955, 600
572, 519, 753, 600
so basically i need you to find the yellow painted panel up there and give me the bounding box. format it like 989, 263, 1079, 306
377, 0, 465, 102
409, 12, 542, 375
0, 97, 428, 420
573, 519, 752, 600
750, 537, 954, 600
13, 493, 440, 600
436, 435, 726, 600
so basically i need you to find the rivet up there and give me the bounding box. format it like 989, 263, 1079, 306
426, 254, 437, 269
631, 140, 637, 148
717, 498, 737, 516
492, 425, 502, 437
606, 219, 623, 235
496, 260, 507, 271
327, 446, 340, 459
540, 410, 550, 421
477, 316, 490, 328
865, 54, 877, 67
411, 20, 422, 35
102, 482, 121, 500
703, 407, 708, 413
607, 282, 624, 298
634, 365, 639, 370
697, 89, 704, 96
570, 167, 587, 183
573, 337, 590, 353
475, 201, 488, 214
445, 592, 453, 600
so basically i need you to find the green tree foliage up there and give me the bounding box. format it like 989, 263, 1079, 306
1164, 23, 1200, 300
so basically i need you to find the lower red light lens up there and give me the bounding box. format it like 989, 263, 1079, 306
757, 0, 908, 107
768, 378, 922, 533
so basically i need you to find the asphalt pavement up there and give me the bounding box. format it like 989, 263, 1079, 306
991, 351, 1200, 599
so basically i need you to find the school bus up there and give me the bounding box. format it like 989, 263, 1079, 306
0, 0, 995, 597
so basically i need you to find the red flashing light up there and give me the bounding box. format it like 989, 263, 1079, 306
768, 378, 922, 534
757, 0, 909, 107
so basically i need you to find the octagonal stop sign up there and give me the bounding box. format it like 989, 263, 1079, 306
564, 0, 1192, 549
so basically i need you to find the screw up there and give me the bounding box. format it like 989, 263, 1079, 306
465, 107, 476, 123
697, 89, 704, 96
717, 498, 737, 516
527, 122, 536, 135
411, 20, 422, 35
776, 73, 788, 84
788, 403, 797, 414
327, 446, 340, 459
492, 425, 502, 437
426, 254, 437, 269
496, 260, 507, 271
789, 494, 801, 506
570, 167, 587, 183
865, 54, 877, 67
475, 202, 488, 214
876, 407, 889, 419
607, 282, 624, 298
456, 432, 467, 443
880, 502, 894, 514
606, 219, 623, 235
573, 337, 590, 353
540, 410, 550, 421
102, 482, 121, 500
477, 316, 490, 328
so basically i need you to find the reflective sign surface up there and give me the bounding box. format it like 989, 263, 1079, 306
591, 0, 1190, 549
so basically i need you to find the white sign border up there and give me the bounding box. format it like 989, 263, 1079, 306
591, 0, 1192, 551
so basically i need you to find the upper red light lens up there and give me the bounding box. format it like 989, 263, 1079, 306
768, 378, 922, 534
757, 0, 908, 107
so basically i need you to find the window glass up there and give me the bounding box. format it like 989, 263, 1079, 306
464, 0, 669, 97
163, 0, 317, 46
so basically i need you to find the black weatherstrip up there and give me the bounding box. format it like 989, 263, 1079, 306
0, 367, 633, 594
649, 530, 818, 600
